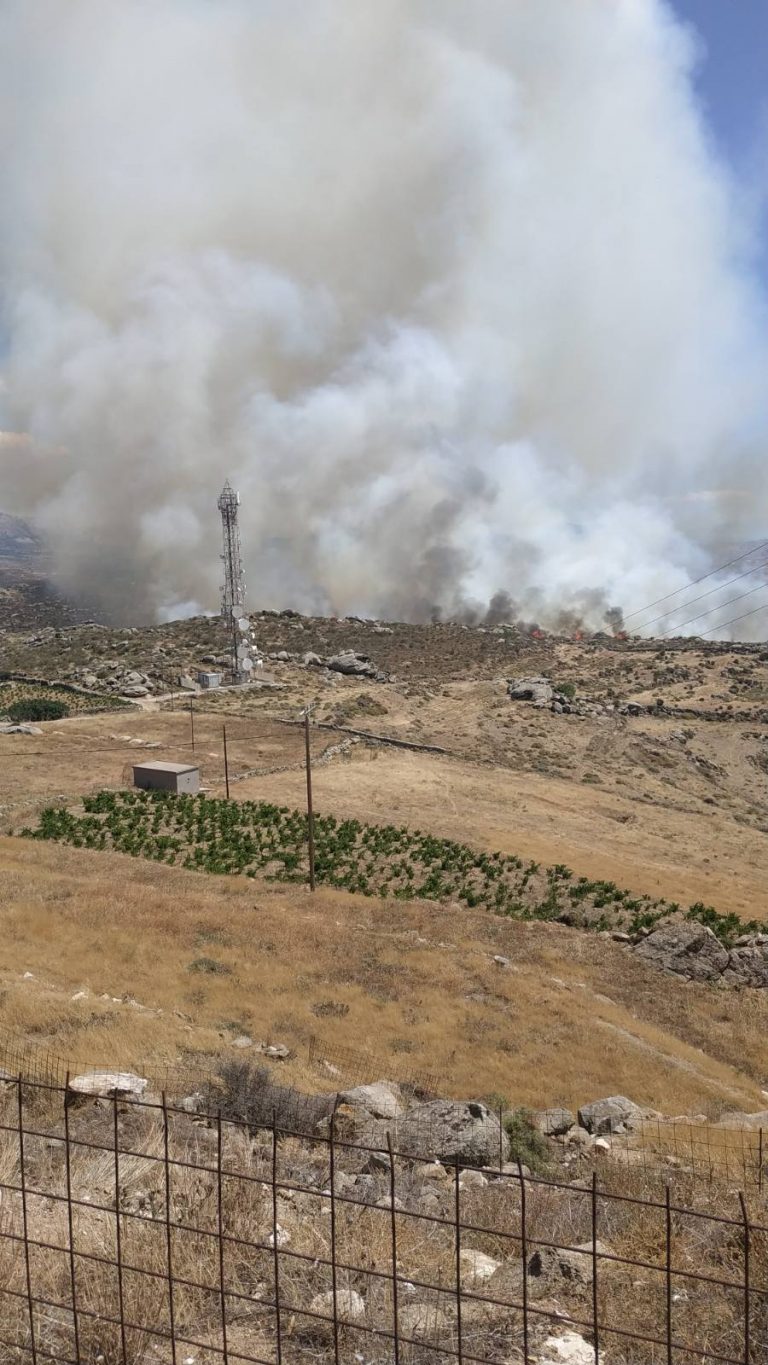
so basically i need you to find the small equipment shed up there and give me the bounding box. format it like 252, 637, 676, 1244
133, 761, 200, 795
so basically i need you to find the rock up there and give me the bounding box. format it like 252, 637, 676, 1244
634, 920, 729, 982
493, 954, 511, 967
309, 1289, 365, 1323
231, 1035, 254, 1049
460, 1249, 500, 1284
722, 946, 768, 988
67, 1071, 148, 1101
458, 1168, 488, 1189
396, 1100, 509, 1167
713, 1110, 768, 1130
534, 1107, 575, 1137
121, 685, 149, 697
338, 1081, 404, 1120
178, 1092, 206, 1114
566, 1126, 592, 1147
303, 652, 323, 667
398, 1304, 453, 1340
178, 675, 197, 691
326, 650, 380, 679
508, 676, 554, 704
578, 1096, 644, 1135
0, 724, 44, 735
538, 1331, 603, 1365
254, 1042, 290, 1059
489, 1242, 602, 1307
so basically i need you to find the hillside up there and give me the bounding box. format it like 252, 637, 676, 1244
2, 834, 767, 1117
1, 605, 767, 1116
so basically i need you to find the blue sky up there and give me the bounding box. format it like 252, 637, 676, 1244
669, 0, 767, 270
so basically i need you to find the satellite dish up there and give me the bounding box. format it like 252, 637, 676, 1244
241, 657, 254, 672
238, 617, 250, 633
237, 644, 251, 660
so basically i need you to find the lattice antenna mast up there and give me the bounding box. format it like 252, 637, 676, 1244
218, 480, 256, 684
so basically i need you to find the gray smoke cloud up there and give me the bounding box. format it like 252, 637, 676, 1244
0, 0, 766, 635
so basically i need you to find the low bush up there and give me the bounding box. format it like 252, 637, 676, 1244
503, 1107, 551, 1174
209, 1060, 334, 1133
7, 697, 69, 722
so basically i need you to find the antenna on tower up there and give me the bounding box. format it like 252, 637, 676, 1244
218, 480, 257, 684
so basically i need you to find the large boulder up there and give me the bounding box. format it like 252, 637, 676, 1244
67, 1071, 148, 1102
534, 1107, 575, 1137
634, 920, 728, 982
326, 651, 378, 678
396, 1100, 509, 1167
338, 1081, 404, 1120
507, 676, 553, 704
578, 1096, 644, 1135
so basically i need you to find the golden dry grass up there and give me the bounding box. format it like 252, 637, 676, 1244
1, 834, 767, 1119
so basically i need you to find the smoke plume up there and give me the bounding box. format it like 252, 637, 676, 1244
0, 0, 766, 634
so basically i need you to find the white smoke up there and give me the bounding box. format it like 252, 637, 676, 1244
0, 0, 766, 634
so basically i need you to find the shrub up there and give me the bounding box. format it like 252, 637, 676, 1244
208, 1060, 333, 1133
187, 956, 231, 975
503, 1108, 551, 1174
7, 698, 69, 722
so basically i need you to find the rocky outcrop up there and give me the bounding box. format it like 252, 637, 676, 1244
508, 675, 554, 704
396, 1100, 509, 1167
632, 920, 768, 987
634, 921, 729, 982
326, 650, 387, 681
578, 1096, 645, 1135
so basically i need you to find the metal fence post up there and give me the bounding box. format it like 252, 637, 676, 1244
216, 1113, 230, 1365
518, 1158, 529, 1365
591, 1171, 600, 1365
739, 1193, 751, 1365
387, 1134, 401, 1365
758, 1129, 764, 1195
454, 1156, 464, 1365
113, 1094, 128, 1365
665, 1185, 673, 1365
271, 1110, 283, 1365
329, 1110, 340, 1365
63, 1075, 81, 1365
17, 1079, 37, 1365
162, 1094, 178, 1365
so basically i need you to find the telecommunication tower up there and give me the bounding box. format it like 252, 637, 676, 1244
218, 480, 257, 683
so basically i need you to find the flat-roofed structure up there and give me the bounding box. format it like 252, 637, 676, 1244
132, 761, 200, 795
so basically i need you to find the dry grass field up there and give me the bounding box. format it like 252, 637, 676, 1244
1, 618, 767, 1121
1, 831, 768, 1117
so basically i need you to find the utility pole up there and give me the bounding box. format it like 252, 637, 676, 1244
223, 725, 230, 800
189, 697, 195, 755
303, 703, 316, 891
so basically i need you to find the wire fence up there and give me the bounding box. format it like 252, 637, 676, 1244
0, 1075, 766, 1365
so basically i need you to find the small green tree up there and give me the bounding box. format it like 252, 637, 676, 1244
7, 698, 69, 722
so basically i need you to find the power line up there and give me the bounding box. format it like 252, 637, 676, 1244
697, 601, 768, 640
660, 581, 768, 637
624, 538, 768, 624
638, 559, 768, 633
